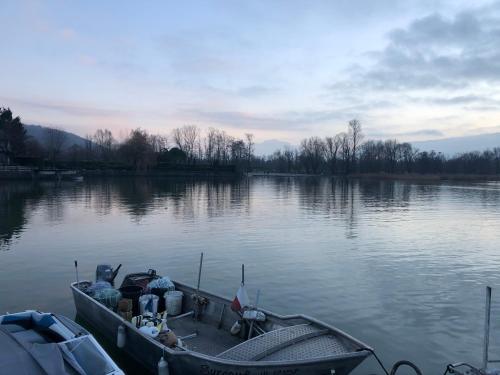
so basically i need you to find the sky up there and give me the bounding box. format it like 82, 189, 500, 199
2, 0, 500, 143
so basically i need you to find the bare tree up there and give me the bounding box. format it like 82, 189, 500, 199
325, 134, 342, 174
348, 119, 363, 171
93, 129, 114, 160
245, 133, 254, 171
148, 134, 168, 153
494, 147, 500, 174
231, 139, 246, 163
299, 136, 325, 173
84, 134, 94, 160
283, 147, 295, 173
339, 132, 351, 174
171, 125, 199, 163
384, 139, 399, 173
119, 128, 154, 170
44, 127, 67, 165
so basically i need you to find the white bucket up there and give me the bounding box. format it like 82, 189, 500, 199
139, 294, 159, 315
164, 291, 183, 316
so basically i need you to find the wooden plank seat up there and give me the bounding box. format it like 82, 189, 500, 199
217, 323, 332, 362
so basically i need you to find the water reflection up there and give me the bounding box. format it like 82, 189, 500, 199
1, 177, 500, 373
0, 178, 252, 250
2, 178, 500, 251
0, 182, 43, 250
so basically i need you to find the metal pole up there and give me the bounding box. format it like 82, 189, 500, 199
483, 286, 492, 370
74, 260, 79, 286
248, 289, 261, 340
242, 264, 245, 286
194, 252, 204, 321
196, 252, 203, 294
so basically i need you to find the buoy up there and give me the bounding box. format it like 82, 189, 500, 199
230, 321, 241, 335
117, 325, 126, 348
158, 356, 169, 375
139, 325, 159, 338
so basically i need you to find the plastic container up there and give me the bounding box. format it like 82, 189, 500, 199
87, 281, 112, 296
139, 294, 159, 315
119, 285, 143, 315
164, 291, 183, 316
93, 288, 121, 310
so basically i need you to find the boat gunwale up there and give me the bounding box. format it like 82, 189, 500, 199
71, 280, 372, 367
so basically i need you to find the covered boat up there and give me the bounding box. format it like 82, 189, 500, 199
0, 310, 123, 375
71, 265, 372, 375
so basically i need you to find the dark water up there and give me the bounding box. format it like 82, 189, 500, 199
1, 177, 500, 374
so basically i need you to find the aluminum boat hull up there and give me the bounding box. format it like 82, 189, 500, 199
71, 281, 370, 375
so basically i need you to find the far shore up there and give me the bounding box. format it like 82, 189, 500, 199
247, 171, 500, 181
348, 173, 500, 181
1, 166, 500, 182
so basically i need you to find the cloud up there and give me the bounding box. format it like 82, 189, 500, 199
367, 128, 444, 138
180, 108, 351, 131
236, 85, 278, 97
415, 95, 500, 107
1, 97, 125, 118
60, 28, 76, 40
157, 30, 247, 75
337, 2, 500, 91
78, 54, 97, 66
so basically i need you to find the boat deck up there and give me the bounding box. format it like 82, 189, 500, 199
217, 323, 355, 362
167, 318, 243, 356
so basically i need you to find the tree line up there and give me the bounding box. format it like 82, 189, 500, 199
1, 107, 500, 175
0, 108, 254, 171
258, 120, 500, 175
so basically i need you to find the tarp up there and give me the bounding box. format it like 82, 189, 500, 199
0, 324, 81, 375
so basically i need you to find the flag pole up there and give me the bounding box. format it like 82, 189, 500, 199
74, 260, 79, 286
241, 264, 245, 286
248, 289, 260, 340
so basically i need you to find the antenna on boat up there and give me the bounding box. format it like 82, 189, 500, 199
483, 286, 492, 369
196, 252, 204, 294
241, 264, 245, 286
74, 260, 79, 286
193, 252, 204, 321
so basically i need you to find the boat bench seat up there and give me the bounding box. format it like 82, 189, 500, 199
217, 323, 349, 362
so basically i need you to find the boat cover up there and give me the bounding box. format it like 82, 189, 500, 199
0, 325, 77, 374
0, 312, 114, 375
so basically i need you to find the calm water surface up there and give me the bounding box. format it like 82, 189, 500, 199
1, 177, 500, 374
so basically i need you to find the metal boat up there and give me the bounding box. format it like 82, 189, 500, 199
0, 310, 123, 375
71, 266, 372, 375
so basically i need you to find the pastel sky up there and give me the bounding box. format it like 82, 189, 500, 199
2, 0, 500, 143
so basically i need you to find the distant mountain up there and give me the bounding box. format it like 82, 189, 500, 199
254, 139, 294, 156
25, 124, 88, 149
413, 133, 500, 156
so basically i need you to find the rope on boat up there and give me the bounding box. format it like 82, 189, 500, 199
360, 348, 423, 375
389, 360, 423, 375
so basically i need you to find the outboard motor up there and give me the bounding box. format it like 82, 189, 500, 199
96, 264, 122, 286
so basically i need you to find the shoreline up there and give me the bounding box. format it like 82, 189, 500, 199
247, 171, 500, 181
1, 167, 499, 182
0, 167, 242, 180
347, 173, 500, 181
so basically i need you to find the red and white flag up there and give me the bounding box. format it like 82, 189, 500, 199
231, 284, 250, 312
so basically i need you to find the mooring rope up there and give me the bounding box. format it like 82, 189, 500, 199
359, 348, 424, 375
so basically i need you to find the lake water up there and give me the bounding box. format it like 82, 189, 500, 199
1, 177, 500, 374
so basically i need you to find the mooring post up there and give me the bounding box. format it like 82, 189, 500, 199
483, 286, 492, 370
